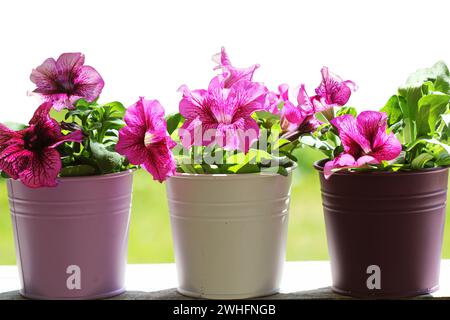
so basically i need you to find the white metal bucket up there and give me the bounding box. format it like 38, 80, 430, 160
166, 169, 294, 299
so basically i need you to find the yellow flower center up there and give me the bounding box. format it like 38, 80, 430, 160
144, 132, 154, 147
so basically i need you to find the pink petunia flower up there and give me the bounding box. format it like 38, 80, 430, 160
178, 76, 268, 153
116, 97, 176, 183
278, 84, 321, 134
263, 84, 289, 115
324, 111, 402, 178
0, 102, 83, 188
312, 67, 357, 111
213, 47, 260, 89
30, 53, 104, 111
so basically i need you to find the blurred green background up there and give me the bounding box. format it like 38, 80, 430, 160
1, 147, 450, 264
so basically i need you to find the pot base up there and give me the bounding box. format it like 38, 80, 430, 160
177, 288, 280, 300
331, 285, 439, 299
19, 288, 126, 300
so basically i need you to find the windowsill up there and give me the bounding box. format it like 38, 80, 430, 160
1, 261, 449, 299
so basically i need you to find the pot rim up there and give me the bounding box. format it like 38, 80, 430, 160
8, 169, 134, 184
313, 159, 449, 176
170, 163, 297, 180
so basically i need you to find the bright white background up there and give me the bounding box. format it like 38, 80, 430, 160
1, 0, 449, 123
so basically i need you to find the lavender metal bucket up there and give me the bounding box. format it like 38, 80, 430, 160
314, 160, 448, 298
7, 170, 133, 300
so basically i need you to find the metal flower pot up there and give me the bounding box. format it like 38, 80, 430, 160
315, 160, 448, 298
166, 169, 294, 299
7, 170, 133, 299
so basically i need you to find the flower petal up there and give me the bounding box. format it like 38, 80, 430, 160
178, 85, 212, 123
279, 84, 289, 101
116, 126, 148, 165
30, 53, 104, 110
213, 47, 259, 88
281, 101, 305, 131
72, 65, 105, 103
331, 114, 371, 156
356, 111, 387, 146
370, 133, 402, 161
49, 130, 83, 149
55, 52, 85, 75
142, 137, 177, 183
324, 153, 356, 179
30, 58, 58, 93
0, 142, 26, 179
315, 66, 355, 108
230, 81, 268, 119
296, 84, 313, 114
263, 91, 281, 114
216, 121, 242, 151
0, 124, 22, 152
29, 102, 63, 140
237, 117, 260, 153
18, 147, 61, 188
356, 155, 379, 166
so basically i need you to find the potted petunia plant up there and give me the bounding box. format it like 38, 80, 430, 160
308, 61, 450, 298
115, 48, 354, 299
0, 53, 141, 299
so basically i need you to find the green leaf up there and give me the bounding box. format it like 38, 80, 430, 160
90, 141, 124, 174
254, 111, 279, 121
60, 165, 97, 177
336, 106, 357, 117
178, 163, 197, 174
235, 163, 261, 174
398, 84, 422, 143
408, 138, 450, 154
225, 149, 273, 165
279, 150, 298, 162
381, 95, 403, 126
411, 153, 434, 169
406, 61, 450, 94
1, 171, 10, 179
441, 113, 450, 138
166, 113, 182, 135
103, 118, 126, 130
103, 101, 126, 118
300, 135, 334, 151
416, 94, 450, 137
436, 152, 450, 166
73, 98, 92, 110
277, 166, 289, 176
271, 138, 291, 150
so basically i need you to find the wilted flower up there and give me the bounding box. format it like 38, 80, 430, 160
116, 97, 176, 182
30, 53, 104, 111
0, 102, 83, 187
278, 84, 321, 134
178, 76, 268, 153
213, 47, 259, 88
324, 111, 402, 178
312, 67, 356, 111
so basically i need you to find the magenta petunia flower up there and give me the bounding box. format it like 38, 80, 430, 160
324, 111, 402, 178
213, 47, 260, 89
263, 84, 289, 114
278, 84, 321, 133
0, 102, 83, 188
116, 97, 176, 183
178, 76, 268, 153
312, 67, 356, 111
30, 53, 104, 111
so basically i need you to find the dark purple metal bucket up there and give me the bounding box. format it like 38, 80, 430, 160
314, 160, 448, 298
7, 170, 133, 300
